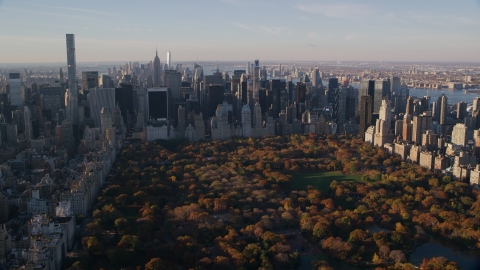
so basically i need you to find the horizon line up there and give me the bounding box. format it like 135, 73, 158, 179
2, 60, 480, 65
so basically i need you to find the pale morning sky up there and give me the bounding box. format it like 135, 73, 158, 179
0, 0, 480, 63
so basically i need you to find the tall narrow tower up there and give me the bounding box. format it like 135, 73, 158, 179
59, 67, 64, 83
439, 94, 447, 125
153, 47, 162, 87
66, 34, 78, 124
167, 49, 171, 70
253, 60, 260, 100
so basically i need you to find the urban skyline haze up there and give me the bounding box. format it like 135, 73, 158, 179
1, 0, 480, 63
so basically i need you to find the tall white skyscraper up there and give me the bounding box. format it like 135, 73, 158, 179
374, 99, 393, 147
167, 50, 171, 70
8, 72, 22, 108
66, 34, 78, 124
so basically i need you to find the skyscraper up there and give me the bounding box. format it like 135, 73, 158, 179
439, 94, 447, 125
207, 85, 225, 119
311, 67, 321, 88
147, 88, 171, 120
358, 79, 374, 110
412, 112, 432, 145
66, 34, 78, 124
99, 74, 113, 88
153, 48, 162, 87
253, 60, 260, 100
406, 96, 414, 116
164, 70, 182, 100
457, 101, 467, 120
390, 76, 401, 94
402, 113, 413, 142
8, 72, 22, 108
327, 78, 339, 103
59, 67, 64, 83
451, 123, 468, 147
24, 106, 31, 140
100, 107, 113, 134
81, 71, 99, 89
295, 82, 306, 105
373, 99, 393, 147
473, 97, 480, 115
177, 105, 186, 138
359, 96, 372, 138
88, 88, 115, 128
333, 87, 346, 133
167, 50, 171, 70
115, 83, 134, 125
374, 80, 391, 114
269, 79, 285, 118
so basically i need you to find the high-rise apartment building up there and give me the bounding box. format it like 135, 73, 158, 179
412, 112, 432, 145
451, 123, 468, 147
66, 34, 78, 124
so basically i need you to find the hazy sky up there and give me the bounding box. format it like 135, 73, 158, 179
1, 0, 480, 63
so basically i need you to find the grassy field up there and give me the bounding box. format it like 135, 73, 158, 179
289, 171, 363, 193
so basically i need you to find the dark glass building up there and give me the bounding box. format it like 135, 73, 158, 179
359, 95, 373, 138
148, 88, 171, 120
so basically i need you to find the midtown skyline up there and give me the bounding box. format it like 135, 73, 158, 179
1, 0, 480, 63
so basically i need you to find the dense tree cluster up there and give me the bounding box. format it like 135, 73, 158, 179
68, 134, 478, 269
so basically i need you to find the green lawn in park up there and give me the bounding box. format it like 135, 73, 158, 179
290, 171, 363, 193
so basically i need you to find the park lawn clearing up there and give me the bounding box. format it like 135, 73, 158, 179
290, 171, 363, 194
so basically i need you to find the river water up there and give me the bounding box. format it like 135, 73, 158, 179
366, 224, 480, 269
408, 237, 480, 270
348, 83, 480, 105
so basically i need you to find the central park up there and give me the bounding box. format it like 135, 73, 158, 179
68, 134, 480, 270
